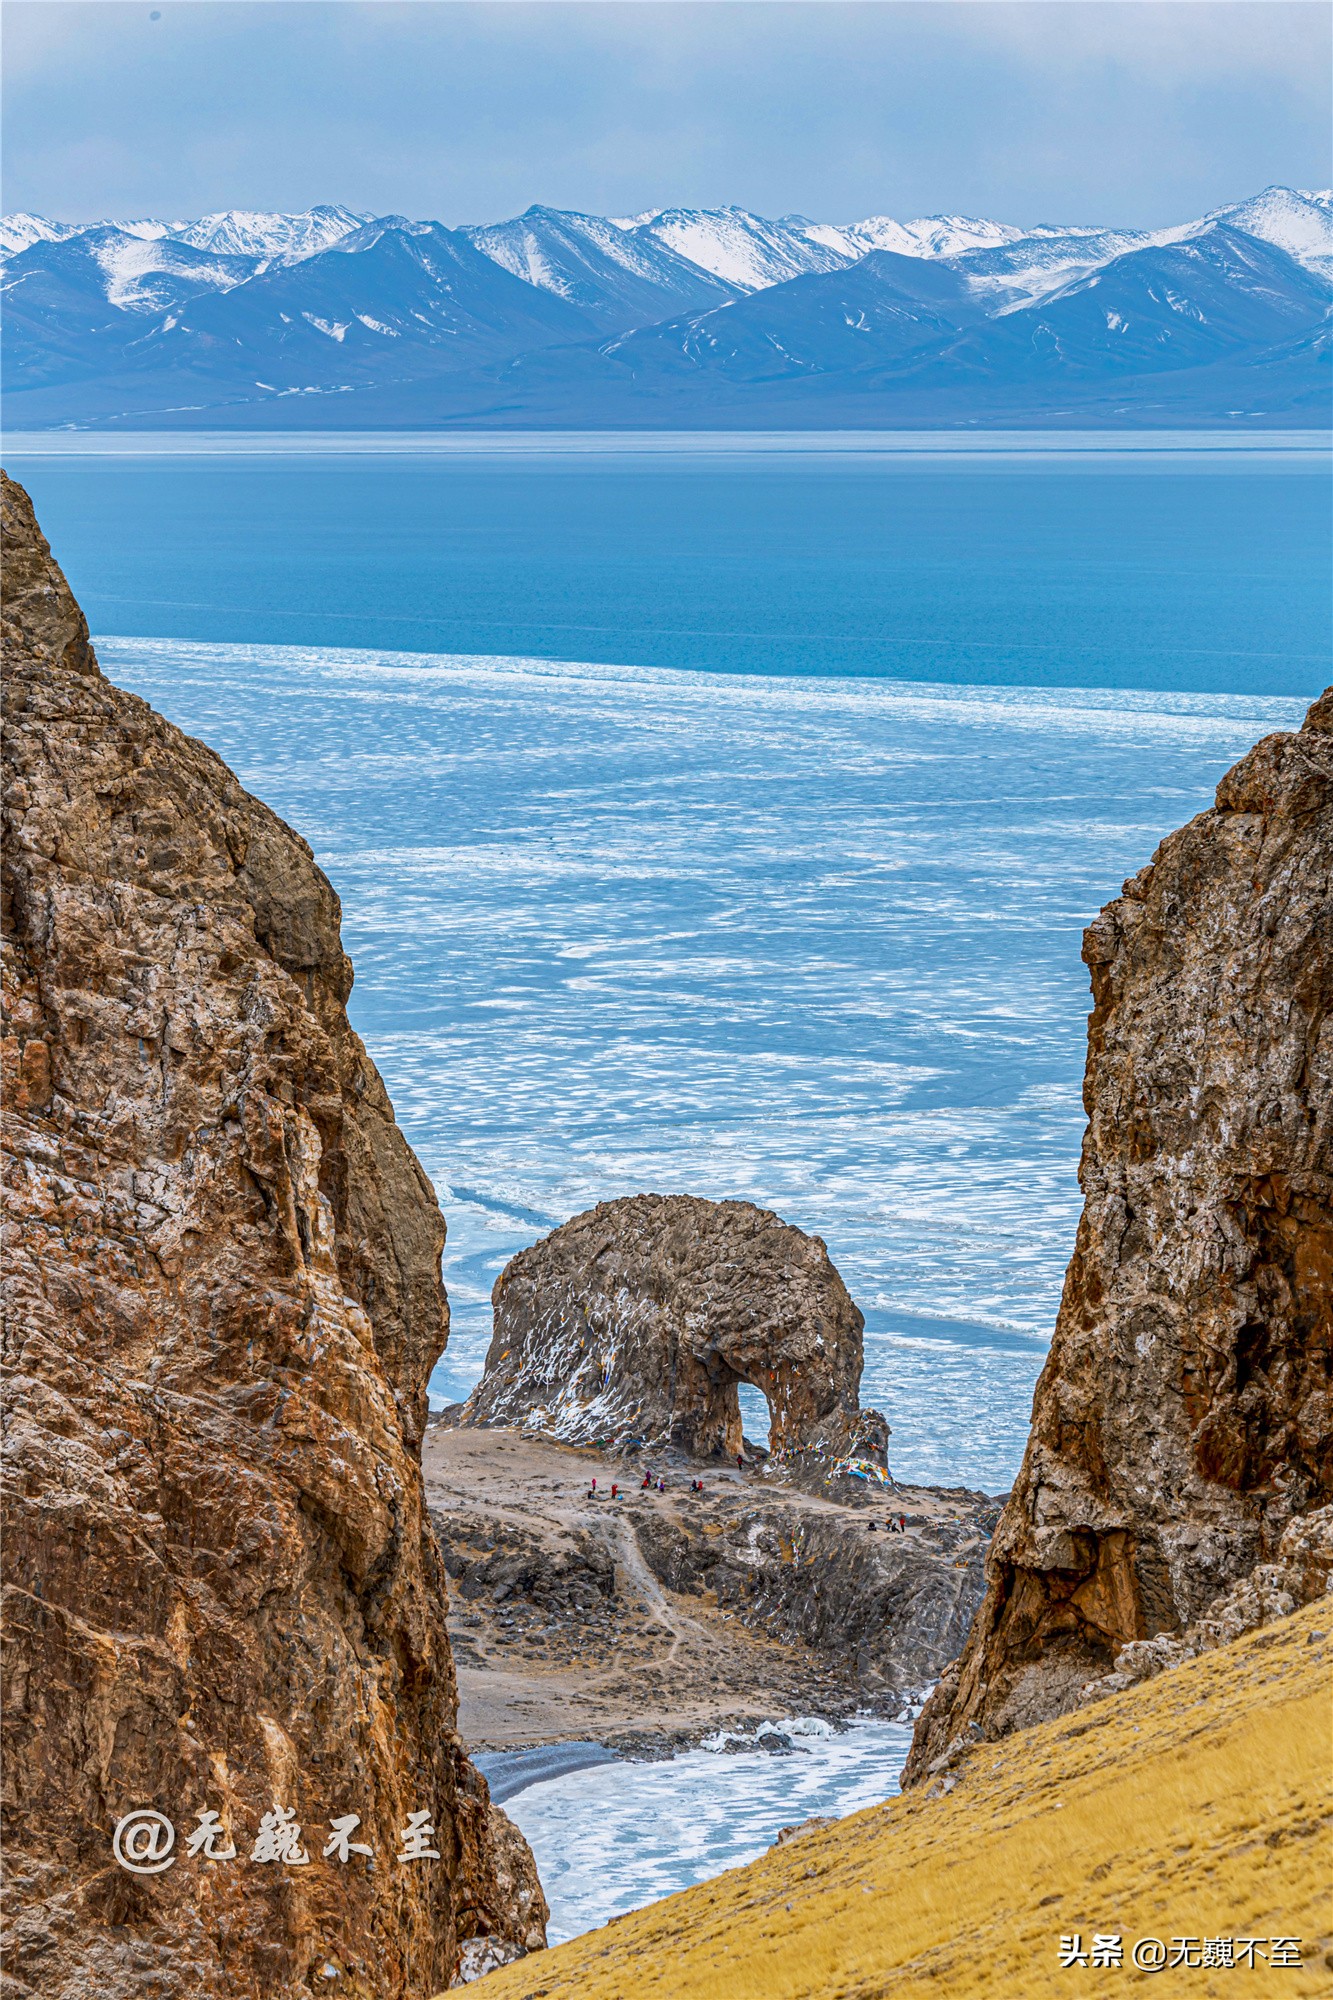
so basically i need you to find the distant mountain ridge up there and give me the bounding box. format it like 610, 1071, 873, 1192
0, 203, 370, 262
2, 186, 1329, 428
460, 205, 737, 329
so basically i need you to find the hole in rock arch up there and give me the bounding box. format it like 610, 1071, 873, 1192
736, 1381, 772, 1451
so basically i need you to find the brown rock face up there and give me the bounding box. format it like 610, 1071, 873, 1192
1077, 1502, 1333, 1707
464, 1194, 888, 1475
0, 474, 543, 1997
904, 690, 1333, 1780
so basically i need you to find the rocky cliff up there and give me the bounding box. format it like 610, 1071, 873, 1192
1077, 1500, 1333, 1707
463, 1194, 888, 1478
905, 689, 1333, 1779
0, 473, 543, 1997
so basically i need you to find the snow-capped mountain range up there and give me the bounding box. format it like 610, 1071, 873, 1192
2, 186, 1329, 427
0, 203, 370, 263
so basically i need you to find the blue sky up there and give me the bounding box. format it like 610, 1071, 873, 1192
3, 2, 1329, 229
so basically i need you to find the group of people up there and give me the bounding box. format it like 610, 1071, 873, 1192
583, 1472, 714, 1500
581, 1471, 909, 1532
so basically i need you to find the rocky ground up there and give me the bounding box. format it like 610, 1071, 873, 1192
424, 1421, 1001, 1753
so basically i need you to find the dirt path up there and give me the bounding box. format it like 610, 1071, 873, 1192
597, 1514, 694, 1662
423, 1422, 997, 1752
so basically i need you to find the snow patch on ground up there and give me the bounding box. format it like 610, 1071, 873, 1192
88, 232, 251, 309
302, 315, 349, 341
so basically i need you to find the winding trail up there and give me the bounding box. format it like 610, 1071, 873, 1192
595, 1514, 700, 1665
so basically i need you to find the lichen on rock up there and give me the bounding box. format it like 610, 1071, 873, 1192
905, 687, 1333, 1781
0, 472, 544, 1998
463, 1193, 889, 1479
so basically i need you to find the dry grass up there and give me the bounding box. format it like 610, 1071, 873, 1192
455, 1598, 1333, 2000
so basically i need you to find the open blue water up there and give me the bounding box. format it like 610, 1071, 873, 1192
6, 436, 1325, 1934
7, 430, 1329, 694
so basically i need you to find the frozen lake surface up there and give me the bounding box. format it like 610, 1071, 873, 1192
20, 434, 1320, 1936
479, 1716, 916, 1944
98, 637, 1303, 1492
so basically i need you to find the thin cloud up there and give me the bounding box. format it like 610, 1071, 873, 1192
3, 3, 1328, 227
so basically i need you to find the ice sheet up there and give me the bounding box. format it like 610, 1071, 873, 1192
98, 637, 1304, 1492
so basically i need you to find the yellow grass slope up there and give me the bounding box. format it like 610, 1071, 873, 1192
462, 1599, 1332, 2000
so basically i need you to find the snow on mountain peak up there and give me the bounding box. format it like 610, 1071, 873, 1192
632, 206, 853, 290
105, 219, 173, 242
3, 185, 1326, 396
0, 213, 83, 256
617, 206, 1036, 291
1187, 185, 1333, 278
859, 214, 1028, 258
469, 205, 672, 289
0, 205, 371, 270
167, 206, 372, 261
456, 204, 738, 325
